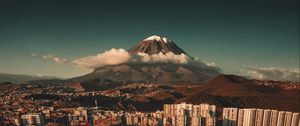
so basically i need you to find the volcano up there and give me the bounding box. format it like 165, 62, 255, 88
69, 35, 220, 91
128, 35, 187, 55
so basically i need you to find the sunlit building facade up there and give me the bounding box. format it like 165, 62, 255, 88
164, 103, 216, 126
222, 108, 300, 126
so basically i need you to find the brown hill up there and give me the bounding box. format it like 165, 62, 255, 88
197, 75, 281, 96
175, 75, 300, 112
94, 75, 299, 112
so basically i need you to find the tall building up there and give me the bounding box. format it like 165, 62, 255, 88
284, 112, 293, 126
163, 103, 216, 126
277, 111, 286, 126
242, 109, 256, 126
223, 108, 300, 126
237, 109, 244, 126
270, 110, 278, 126
222, 108, 238, 126
255, 109, 264, 126
21, 113, 45, 126
291, 113, 299, 126
262, 109, 271, 126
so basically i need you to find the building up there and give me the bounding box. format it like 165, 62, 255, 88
68, 107, 88, 126
237, 109, 244, 126
255, 109, 264, 126
92, 114, 123, 126
21, 113, 45, 126
222, 108, 238, 126
291, 113, 299, 126
270, 110, 278, 126
284, 112, 293, 126
126, 114, 140, 126
242, 108, 256, 126
223, 108, 300, 126
262, 109, 271, 126
164, 103, 216, 126
277, 111, 286, 126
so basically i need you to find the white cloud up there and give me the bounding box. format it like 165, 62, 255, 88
243, 65, 300, 82
135, 52, 190, 64
72, 48, 221, 72
42, 55, 69, 64
203, 61, 221, 72
32, 48, 221, 73
31, 53, 69, 64
31, 53, 37, 57
204, 61, 217, 67
72, 48, 131, 69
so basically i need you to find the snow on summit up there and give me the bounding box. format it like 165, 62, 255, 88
162, 37, 171, 43
144, 35, 162, 41
144, 35, 171, 43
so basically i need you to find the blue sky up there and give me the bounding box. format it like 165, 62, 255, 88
0, 0, 299, 81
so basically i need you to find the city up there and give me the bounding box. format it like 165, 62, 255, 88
2, 101, 300, 126
0, 0, 299, 126
1, 82, 299, 126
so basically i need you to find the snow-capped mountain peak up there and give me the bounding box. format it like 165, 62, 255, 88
162, 37, 171, 43
128, 35, 187, 55
143, 35, 171, 43
144, 35, 162, 41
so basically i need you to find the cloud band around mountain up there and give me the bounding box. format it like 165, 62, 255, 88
72, 48, 220, 71
72, 48, 131, 69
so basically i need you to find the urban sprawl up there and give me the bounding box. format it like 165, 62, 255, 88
1, 102, 300, 126
0, 84, 299, 126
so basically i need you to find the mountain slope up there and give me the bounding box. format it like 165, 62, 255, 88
71, 63, 219, 91
197, 75, 281, 96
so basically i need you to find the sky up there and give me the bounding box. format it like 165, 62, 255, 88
0, 0, 299, 81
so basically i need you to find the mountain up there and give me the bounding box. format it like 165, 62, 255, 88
196, 75, 280, 96
176, 75, 300, 112
0, 73, 59, 84
124, 75, 299, 112
128, 35, 187, 55
13, 35, 299, 116
57, 75, 299, 113
71, 63, 219, 91
68, 35, 220, 90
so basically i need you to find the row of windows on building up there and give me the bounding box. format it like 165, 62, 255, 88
223, 108, 300, 126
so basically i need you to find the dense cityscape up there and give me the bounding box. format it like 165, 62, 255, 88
1, 83, 299, 126
2, 100, 300, 126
